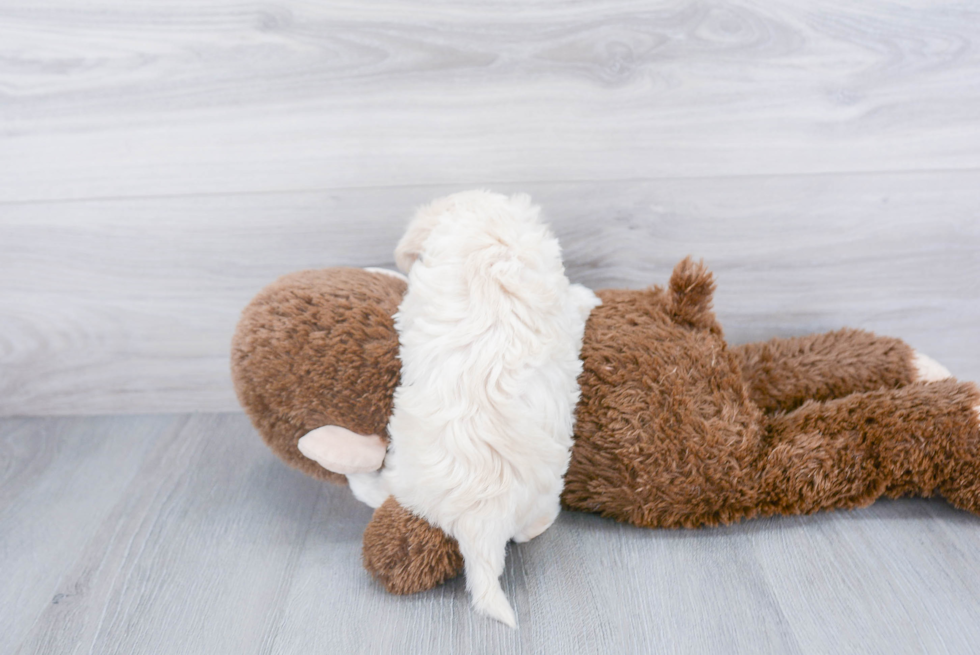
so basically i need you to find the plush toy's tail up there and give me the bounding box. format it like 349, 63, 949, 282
454, 517, 517, 628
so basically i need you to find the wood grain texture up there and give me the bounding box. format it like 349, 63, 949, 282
2, 1, 980, 202
4, 413, 980, 654
0, 415, 183, 653
2, 173, 977, 415
1, 0, 978, 415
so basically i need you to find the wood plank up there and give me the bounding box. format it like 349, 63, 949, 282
10, 413, 327, 655
1, 172, 977, 416
0, 414, 182, 654
751, 500, 980, 653
5, 414, 980, 653
2, 0, 980, 202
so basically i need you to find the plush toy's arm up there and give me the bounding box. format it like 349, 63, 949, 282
732, 329, 948, 414
362, 497, 464, 594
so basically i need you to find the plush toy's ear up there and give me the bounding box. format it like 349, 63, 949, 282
297, 426, 387, 474
667, 256, 722, 335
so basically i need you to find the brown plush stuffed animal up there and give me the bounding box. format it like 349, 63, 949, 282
231, 260, 980, 597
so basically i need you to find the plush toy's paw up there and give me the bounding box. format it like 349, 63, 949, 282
912, 351, 953, 382
931, 381, 980, 515
297, 425, 387, 475
362, 497, 464, 595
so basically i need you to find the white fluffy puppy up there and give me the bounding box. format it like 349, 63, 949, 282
382, 190, 599, 627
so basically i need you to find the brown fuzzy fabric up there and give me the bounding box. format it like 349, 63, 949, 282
232, 258, 980, 596
758, 379, 980, 517
362, 497, 465, 595
733, 329, 917, 414
231, 267, 404, 484
563, 259, 763, 528
666, 257, 723, 335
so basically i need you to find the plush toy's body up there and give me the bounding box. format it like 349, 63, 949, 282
232, 261, 980, 599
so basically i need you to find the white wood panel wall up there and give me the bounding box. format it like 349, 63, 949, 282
1, 0, 978, 416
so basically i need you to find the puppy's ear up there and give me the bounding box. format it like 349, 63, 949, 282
394, 226, 426, 273
395, 197, 453, 273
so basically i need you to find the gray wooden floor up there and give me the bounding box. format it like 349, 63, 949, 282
4, 412, 980, 654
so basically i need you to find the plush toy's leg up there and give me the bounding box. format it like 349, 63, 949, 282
758, 379, 980, 517
362, 497, 463, 595
732, 329, 950, 414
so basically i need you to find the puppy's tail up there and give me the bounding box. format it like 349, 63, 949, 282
454, 517, 517, 628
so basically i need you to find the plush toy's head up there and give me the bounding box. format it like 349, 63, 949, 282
231, 267, 405, 485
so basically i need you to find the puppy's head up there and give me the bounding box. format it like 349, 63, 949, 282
394, 190, 537, 274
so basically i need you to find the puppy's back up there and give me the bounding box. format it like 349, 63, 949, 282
386, 190, 599, 627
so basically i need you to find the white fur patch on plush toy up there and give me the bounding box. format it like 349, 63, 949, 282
912, 351, 952, 382
382, 190, 599, 628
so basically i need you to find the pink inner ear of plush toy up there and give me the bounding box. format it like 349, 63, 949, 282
297, 426, 387, 474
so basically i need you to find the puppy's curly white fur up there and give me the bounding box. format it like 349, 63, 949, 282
381, 190, 599, 627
